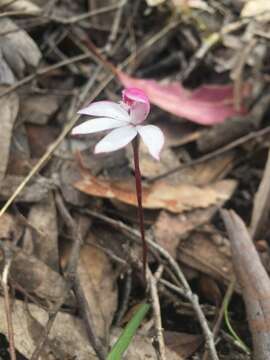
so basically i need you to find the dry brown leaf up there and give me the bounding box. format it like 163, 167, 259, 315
0, 212, 23, 241
26, 125, 59, 158
0, 89, 19, 181
0, 0, 41, 12
0, 175, 52, 202
174, 152, 235, 186
60, 160, 90, 206
0, 244, 68, 305
21, 94, 60, 125
177, 228, 237, 290
23, 192, 59, 271
74, 171, 237, 213
0, 298, 98, 360
127, 144, 180, 178
164, 331, 203, 359
154, 207, 217, 258
198, 275, 222, 305
7, 123, 31, 176
77, 242, 118, 342
0, 298, 178, 360
0, 19, 41, 83
153, 177, 236, 258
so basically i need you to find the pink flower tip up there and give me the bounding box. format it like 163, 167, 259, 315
122, 88, 149, 107
122, 87, 150, 124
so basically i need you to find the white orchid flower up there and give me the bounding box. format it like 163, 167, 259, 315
72, 88, 164, 160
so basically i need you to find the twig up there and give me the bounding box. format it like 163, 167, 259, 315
105, 0, 127, 53
30, 312, 58, 360
148, 266, 167, 360
0, 3, 123, 24
181, 32, 220, 81
0, 244, 16, 360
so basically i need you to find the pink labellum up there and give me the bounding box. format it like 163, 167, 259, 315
122, 88, 150, 108
122, 87, 150, 124
118, 72, 249, 126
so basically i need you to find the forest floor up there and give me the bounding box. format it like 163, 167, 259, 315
0, 0, 270, 359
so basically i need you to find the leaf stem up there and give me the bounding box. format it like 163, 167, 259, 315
132, 136, 147, 280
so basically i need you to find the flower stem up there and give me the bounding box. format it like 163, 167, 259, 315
132, 136, 147, 280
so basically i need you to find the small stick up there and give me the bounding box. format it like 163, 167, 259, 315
0, 4, 123, 24
148, 266, 167, 360
105, 0, 127, 52
221, 210, 270, 360
132, 137, 147, 280
30, 312, 58, 360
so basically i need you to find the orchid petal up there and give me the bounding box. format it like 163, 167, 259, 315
95, 126, 137, 154
137, 125, 164, 160
78, 101, 130, 122
130, 102, 150, 124
71, 117, 127, 135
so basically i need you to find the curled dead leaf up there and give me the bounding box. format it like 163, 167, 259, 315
74, 171, 237, 213
0, 19, 41, 84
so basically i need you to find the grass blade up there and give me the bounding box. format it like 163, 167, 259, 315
106, 303, 150, 360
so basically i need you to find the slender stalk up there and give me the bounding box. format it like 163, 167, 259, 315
132, 136, 147, 280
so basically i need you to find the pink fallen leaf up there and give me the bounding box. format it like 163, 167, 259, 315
118, 72, 249, 126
